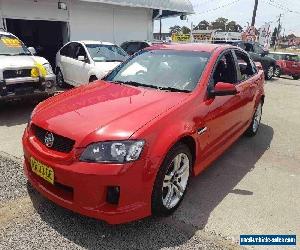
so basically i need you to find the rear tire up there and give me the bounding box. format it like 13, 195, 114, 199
245, 102, 263, 137
274, 66, 281, 78
292, 76, 299, 80
56, 68, 67, 88
152, 143, 192, 216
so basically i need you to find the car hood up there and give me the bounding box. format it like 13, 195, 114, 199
94, 61, 121, 76
32, 81, 189, 147
0, 55, 49, 70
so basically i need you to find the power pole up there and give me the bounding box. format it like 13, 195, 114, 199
274, 14, 282, 51
159, 18, 162, 40
251, 0, 259, 26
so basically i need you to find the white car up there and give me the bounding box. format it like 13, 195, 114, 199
55, 41, 128, 87
0, 30, 56, 100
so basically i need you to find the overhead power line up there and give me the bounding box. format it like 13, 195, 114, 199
262, 0, 300, 15
194, 0, 242, 15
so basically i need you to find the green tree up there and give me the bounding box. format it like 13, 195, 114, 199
169, 25, 181, 34
181, 26, 191, 34
195, 20, 210, 30
226, 21, 243, 32
211, 17, 228, 31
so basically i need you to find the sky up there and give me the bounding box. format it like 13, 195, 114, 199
154, 0, 300, 36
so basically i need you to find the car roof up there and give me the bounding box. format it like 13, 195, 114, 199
146, 43, 228, 53
74, 40, 116, 46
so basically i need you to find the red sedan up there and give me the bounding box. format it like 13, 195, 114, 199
269, 52, 300, 80
23, 43, 265, 224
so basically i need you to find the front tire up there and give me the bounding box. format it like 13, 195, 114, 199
274, 66, 281, 78
292, 75, 299, 80
245, 102, 263, 137
152, 143, 192, 216
266, 65, 274, 80
56, 68, 67, 88
89, 76, 98, 82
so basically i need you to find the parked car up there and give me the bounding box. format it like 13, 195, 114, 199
214, 40, 277, 80
23, 43, 265, 224
0, 30, 56, 101
268, 52, 300, 80
55, 41, 128, 87
120, 40, 167, 55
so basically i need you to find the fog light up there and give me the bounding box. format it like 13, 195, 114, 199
45, 81, 53, 88
106, 186, 120, 205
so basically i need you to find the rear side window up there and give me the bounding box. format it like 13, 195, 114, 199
125, 42, 142, 55
234, 50, 257, 81
60, 43, 75, 57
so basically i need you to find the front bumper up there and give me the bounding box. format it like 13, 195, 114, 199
22, 128, 153, 224
0, 73, 56, 100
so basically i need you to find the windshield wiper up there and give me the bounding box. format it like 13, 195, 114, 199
105, 59, 124, 62
157, 86, 191, 93
11, 52, 31, 56
110, 81, 190, 92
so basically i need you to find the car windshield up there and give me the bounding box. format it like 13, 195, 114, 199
104, 50, 211, 92
0, 34, 31, 56
86, 44, 128, 62
285, 54, 299, 62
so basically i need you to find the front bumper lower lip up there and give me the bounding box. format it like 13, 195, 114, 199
22, 132, 152, 224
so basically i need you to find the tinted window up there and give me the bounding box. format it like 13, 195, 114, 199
105, 50, 211, 92
124, 42, 142, 55
86, 44, 127, 62
212, 52, 237, 85
244, 43, 254, 52
285, 54, 299, 62
253, 43, 264, 54
73, 44, 87, 59
60, 43, 75, 57
234, 50, 257, 81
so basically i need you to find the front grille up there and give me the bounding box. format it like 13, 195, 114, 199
6, 82, 41, 93
31, 124, 75, 153
3, 69, 32, 79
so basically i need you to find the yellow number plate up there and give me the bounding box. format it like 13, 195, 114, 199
30, 157, 54, 184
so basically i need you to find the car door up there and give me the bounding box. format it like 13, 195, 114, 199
202, 50, 250, 157
59, 43, 76, 83
233, 49, 261, 122
68, 43, 92, 85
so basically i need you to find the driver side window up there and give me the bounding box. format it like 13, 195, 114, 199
234, 50, 257, 81
212, 51, 237, 86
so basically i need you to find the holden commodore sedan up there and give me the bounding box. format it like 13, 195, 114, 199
23, 43, 265, 224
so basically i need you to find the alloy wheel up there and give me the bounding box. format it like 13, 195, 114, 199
253, 103, 262, 133
162, 153, 190, 209
267, 66, 274, 79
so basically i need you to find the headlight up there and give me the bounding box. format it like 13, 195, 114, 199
80, 140, 145, 163
43, 63, 53, 75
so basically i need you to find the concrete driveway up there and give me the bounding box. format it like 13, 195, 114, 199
0, 77, 299, 249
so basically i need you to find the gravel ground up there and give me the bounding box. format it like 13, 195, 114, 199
0, 153, 240, 250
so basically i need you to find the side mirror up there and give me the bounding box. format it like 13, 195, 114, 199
210, 82, 238, 97
255, 62, 263, 71
28, 47, 36, 55
78, 55, 86, 62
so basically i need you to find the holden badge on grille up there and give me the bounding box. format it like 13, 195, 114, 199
44, 132, 54, 148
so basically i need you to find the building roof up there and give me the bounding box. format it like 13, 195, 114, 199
80, 0, 194, 14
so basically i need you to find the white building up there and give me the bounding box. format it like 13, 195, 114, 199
0, 0, 193, 64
